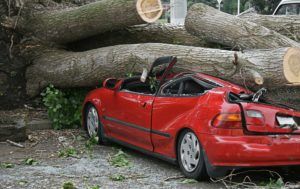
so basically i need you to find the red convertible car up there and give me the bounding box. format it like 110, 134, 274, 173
82, 56, 300, 180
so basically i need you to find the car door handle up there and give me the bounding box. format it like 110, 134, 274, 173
139, 102, 147, 108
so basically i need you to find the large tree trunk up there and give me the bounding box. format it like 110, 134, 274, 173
267, 87, 300, 110
185, 3, 300, 50
25, 43, 300, 97
239, 13, 300, 42
15, 0, 163, 44
68, 23, 209, 51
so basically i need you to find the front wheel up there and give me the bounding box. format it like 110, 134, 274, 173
85, 104, 106, 144
177, 130, 208, 181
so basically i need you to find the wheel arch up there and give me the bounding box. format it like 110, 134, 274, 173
175, 126, 229, 178
82, 94, 103, 129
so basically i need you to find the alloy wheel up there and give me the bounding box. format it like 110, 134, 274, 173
87, 106, 99, 137
180, 132, 201, 172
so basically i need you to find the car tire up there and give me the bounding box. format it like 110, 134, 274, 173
177, 129, 208, 181
85, 104, 107, 145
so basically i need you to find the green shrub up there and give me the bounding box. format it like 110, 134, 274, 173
41, 85, 87, 130
63, 181, 76, 189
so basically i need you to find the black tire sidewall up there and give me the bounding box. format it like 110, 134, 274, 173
177, 129, 207, 181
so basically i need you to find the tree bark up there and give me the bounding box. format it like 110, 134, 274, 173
0, 124, 27, 142
267, 87, 300, 110
185, 3, 300, 50
239, 13, 300, 42
68, 23, 209, 51
16, 0, 163, 44
25, 43, 300, 97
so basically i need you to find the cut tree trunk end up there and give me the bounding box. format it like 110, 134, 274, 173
137, 0, 163, 23
185, 3, 300, 50
15, 0, 163, 44
25, 43, 300, 97
283, 47, 300, 84
239, 13, 300, 42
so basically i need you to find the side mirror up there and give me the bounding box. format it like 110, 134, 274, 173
103, 78, 122, 91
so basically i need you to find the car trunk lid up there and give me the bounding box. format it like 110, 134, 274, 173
240, 102, 300, 135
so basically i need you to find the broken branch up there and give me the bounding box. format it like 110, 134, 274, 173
6, 139, 25, 148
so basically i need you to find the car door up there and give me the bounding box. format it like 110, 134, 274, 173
102, 90, 154, 151
102, 56, 177, 152
151, 77, 211, 157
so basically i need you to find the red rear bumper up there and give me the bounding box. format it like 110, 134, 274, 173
202, 134, 300, 167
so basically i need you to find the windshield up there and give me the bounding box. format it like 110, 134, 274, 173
275, 3, 300, 15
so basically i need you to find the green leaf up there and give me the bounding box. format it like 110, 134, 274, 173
24, 158, 38, 165
63, 181, 76, 189
180, 179, 198, 184
110, 174, 126, 181
109, 150, 130, 167
89, 185, 100, 189
18, 180, 28, 186
58, 147, 78, 158
0, 162, 14, 168
41, 85, 86, 130
276, 178, 284, 186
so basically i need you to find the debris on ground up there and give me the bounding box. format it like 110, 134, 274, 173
1, 129, 300, 188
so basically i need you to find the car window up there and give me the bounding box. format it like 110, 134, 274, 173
275, 4, 300, 15
163, 81, 181, 95
181, 79, 206, 95
161, 77, 208, 96
121, 77, 155, 94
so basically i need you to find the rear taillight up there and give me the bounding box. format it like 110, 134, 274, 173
212, 113, 242, 129
246, 110, 265, 126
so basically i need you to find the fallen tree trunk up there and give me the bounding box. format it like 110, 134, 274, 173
15, 0, 163, 44
267, 87, 300, 110
25, 43, 300, 97
0, 124, 27, 142
185, 3, 300, 50
68, 23, 209, 51
239, 13, 300, 42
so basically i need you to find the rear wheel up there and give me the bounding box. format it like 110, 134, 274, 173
177, 129, 208, 180
85, 104, 106, 144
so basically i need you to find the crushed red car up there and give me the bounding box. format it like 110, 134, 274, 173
82, 56, 300, 180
